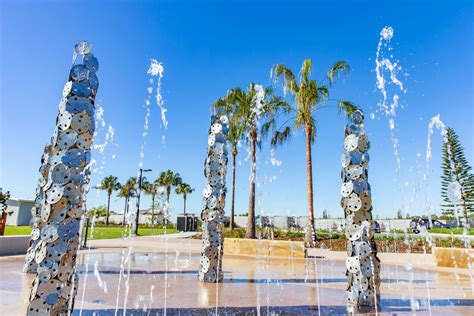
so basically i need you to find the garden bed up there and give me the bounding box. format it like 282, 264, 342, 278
193, 228, 472, 254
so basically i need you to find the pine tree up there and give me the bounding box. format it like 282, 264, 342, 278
440, 128, 474, 224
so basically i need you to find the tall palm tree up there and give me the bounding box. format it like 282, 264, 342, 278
175, 183, 195, 215
97, 176, 121, 225
142, 182, 159, 225
117, 177, 137, 225
155, 170, 182, 219
212, 98, 246, 230
215, 83, 290, 239
270, 59, 358, 246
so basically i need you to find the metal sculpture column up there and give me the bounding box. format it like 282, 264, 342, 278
198, 114, 229, 282
24, 145, 53, 273
26, 41, 99, 315
340, 110, 381, 312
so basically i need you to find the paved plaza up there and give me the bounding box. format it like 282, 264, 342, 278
1, 236, 473, 315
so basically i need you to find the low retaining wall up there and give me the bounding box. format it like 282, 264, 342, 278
233, 217, 416, 231
224, 238, 305, 258
432, 247, 473, 269
0, 235, 29, 255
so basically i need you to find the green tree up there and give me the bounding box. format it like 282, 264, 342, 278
155, 170, 182, 218
142, 182, 159, 225
97, 176, 121, 225
270, 59, 357, 246
117, 177, 137, 225
175, 183, 195, 215
89, 205, 107, 219
215, 83, 290, 239
212, 97, 246, 230
441, 128, 474, 224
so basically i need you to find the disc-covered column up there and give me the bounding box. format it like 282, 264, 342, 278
26, 41, 99, 315
24, 145, 53, 273
198, 114, 229, 283
340, 110, 381, 310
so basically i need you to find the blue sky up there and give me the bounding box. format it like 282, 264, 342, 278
1, 0, 472, 219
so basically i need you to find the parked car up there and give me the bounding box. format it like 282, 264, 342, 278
409, 217, 450, 233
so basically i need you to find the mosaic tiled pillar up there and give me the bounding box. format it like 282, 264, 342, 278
340, 110, 381, 311
26, 41, 99, 315
198, 114, 229, 283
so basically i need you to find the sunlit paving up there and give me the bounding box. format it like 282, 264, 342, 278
0, 1, 473, 315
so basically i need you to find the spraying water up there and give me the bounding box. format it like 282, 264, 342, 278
147, 58, 167, 129
374, 26, 407, 172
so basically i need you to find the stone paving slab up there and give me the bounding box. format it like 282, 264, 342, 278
1, 237, 473, 315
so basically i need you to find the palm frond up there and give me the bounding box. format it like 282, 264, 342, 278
338, 100, 360, 118
299, 59, 312, 84
261, 118, 275, 139
271, 64, 298, 94
317, 85, 329, 101
326, 61, 350, 86
211, 96, 230, 115
271, 126, 292, 147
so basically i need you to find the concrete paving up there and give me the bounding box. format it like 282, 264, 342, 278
1, 236, 473, 315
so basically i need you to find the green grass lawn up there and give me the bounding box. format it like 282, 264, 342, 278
4, 225, 178, 240
85, 226, 178, 239
4, 225, 32, 235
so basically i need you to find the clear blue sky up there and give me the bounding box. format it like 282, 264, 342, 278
1, 0, 472, 219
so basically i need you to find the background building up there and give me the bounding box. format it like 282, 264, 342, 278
6, 198, 33, 226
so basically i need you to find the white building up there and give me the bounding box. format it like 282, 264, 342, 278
6, 198, 34, 226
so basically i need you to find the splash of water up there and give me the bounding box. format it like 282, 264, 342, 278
138, 58, 166, 166
269, 149, 282, 167
94, 260, 108, 293
426, 114, 447, 162
147, 58, 167, 129
252, 84, 265, 118
374, 26, 407, 171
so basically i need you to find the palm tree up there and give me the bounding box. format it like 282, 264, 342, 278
117, 177, 137, 225
142, 182, 159, 225
175, 183, 195, 215
97, 176, 121, 225
270, 59, 358, 246
212, 98, 246, 230
215, 84, 290, 239
155, 170, 182, 219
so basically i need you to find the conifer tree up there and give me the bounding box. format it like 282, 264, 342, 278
440, 128, 474, 224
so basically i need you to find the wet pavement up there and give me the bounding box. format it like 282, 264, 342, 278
0, 237, 473, 315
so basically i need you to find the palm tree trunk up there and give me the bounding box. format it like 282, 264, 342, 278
183, 194, 187, 215
305, 127, 316, 247
245, 131, 257, 239
123, 195, 129, 226
151, 193, 156, 226
106, 191, 111, 226
230, 146, 237, 230
166, 186, 171, 224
